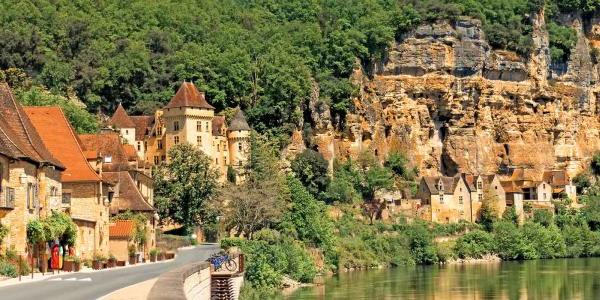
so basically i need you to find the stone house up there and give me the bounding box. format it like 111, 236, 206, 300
0, 84, 65, 254
500, 181, 525, 222
25, 106, 111, 258
418, 175, 470, 223
110, 82, 251, 181
543, 170, 577, 202
463, 174, 507, 221
108, 220, 134, 262
79, 132, 156, 257
501, 168, 553, 202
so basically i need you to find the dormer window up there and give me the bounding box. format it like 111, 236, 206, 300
104, 156, 112, 163
174, 121, 180, 131
437, 180, 443, 194
477, 181, 482, 190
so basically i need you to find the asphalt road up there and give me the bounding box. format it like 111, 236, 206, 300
0, 244, 220, 300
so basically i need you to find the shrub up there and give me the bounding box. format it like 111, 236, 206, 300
522, 223, 566, 259
493, 221, 533, 260
406, 223, 438, 264
0, 260, 17, 278
502, 206, 519, 225
454, 230, 495, 259
533, 209, 554, 227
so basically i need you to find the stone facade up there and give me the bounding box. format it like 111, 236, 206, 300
112, 82, 251, 182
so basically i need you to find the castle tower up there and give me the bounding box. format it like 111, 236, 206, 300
110, 103, 136, 146
227, 108, 251, 174
163, 82, 215, 158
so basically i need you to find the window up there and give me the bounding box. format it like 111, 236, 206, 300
173, 121, 180, 131
205, 122, 209, 132
62, 193, 71, 204
458, 196, 463, 204
217, 144, 220, 151
161, 155, 166, 161
157, 126, 162, 135
478, 194, 483, 201
238, 142, 242, 152
158, 140, 163, 150
544, 193, 547, 200
477, 181, 482, 190
439, 195, 444, 204
125, 129, 129, 135
197, 121, 202, 132
0, 162, 3, 193
197, 136, 202, 145
154, 156, 159, 165
215, 158, 218, 164
174, 136, 179, 145
50, 186, 58, 197
27, 183, 34, 209
137, 142, 141, 151
104, 156, 112, 163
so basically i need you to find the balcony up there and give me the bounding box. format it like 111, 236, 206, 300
0, 187, 15, 209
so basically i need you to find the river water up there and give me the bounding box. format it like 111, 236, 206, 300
287, 258, 600, 299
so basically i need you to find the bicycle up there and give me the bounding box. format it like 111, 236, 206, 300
209, 252, 238, 272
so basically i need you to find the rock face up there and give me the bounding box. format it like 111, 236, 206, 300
311, 16, 600, 177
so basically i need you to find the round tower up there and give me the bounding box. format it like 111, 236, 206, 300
227, 108, 251, 170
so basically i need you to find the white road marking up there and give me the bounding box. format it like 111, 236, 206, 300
49, 278, 62, 281
65, 278, 76, 281
79, 277, 92, 281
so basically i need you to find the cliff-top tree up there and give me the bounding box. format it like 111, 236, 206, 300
154, 143, 219, 234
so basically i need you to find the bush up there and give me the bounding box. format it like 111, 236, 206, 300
493, 221, 533, 260
533, 209, 554, 227
0, 260, 17, 278
406, 223, 438, 264
522, 223, 566, 259
502, 206, 519, 225
454, 230, 495, 259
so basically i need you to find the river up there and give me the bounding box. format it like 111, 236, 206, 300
287, 258, 600, 299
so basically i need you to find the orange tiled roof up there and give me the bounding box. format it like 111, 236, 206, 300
104, 171, 155, 214
24, 106, 100, 182
0, 84, 64, 169
109, 220, 134, 238
83, 150, 98, 160
79, 132, 133, 172
110, 103, 135, 128
130, 116, 154, 141
123, 144, 138, 161
165, 82, 214, 110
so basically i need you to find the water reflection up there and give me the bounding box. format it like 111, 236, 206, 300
288, 258, 600, 300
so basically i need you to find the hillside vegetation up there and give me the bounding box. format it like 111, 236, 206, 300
0, 0, 594, 141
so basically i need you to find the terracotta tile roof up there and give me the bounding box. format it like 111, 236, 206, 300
228, 108, 251, 131
0, 84, 64, 169
110, 103, 136, 128
501, 181, 523, 193
109, 220, 134, 238
130, 116, 153, 141
212, 116, 225, 136
542, 170, 571, 187
83, 150, 98, 160
79, 132, 133, 172
165, 82, 214, 110
24, 106, 100, 182
123, 144, 138, 161
104, 171, 155, 214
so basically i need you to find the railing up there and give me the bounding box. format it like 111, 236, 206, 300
0, 187, 15, 209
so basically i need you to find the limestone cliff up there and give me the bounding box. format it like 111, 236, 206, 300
307, 14, 600, 178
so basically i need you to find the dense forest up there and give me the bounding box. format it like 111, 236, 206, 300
0, 0, 596, 142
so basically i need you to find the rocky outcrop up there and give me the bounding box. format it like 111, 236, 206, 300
310, 14, 600, 178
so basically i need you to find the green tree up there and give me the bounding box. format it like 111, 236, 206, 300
354, 153, 394, 223
532, 209, 554, 227
290, 149, 330, 197
478, 190, 499, 231
453, 230, 495, 259
154, 143, 220, 234
502, 206, 519, 225
384, 151, 417, 181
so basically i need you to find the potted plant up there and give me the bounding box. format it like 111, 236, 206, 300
165, 252, 175, 260
73, 256, 81, 272
92, 253, 106, 270
128, 244, 137, 265
149, 248, 158, 262
157, 250, 165, 261
63, 256, 76, 272
116, 260, 126, 267
107, 254, 117, 268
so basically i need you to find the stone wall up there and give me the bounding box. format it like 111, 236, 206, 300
148, 261, 211, 300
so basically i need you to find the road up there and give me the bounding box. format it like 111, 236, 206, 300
0, 244, 220, 300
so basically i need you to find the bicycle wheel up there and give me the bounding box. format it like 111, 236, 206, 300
225, 259, 238, 272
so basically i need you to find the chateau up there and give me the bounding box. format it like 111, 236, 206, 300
109, 82, 251, 180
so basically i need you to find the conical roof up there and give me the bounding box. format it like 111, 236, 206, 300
228, 108, 251, 131
165, 82, 214, 110
110, 103, 135, 128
